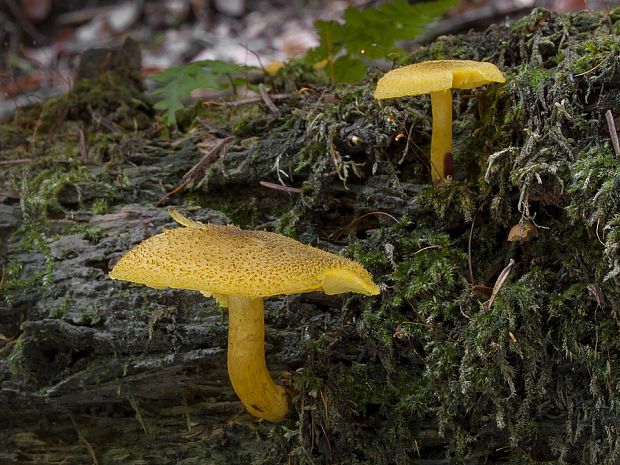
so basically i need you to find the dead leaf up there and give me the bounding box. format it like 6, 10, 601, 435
586, 283, 604, 307
507, 219, 538, 242
485, 259, 515, 309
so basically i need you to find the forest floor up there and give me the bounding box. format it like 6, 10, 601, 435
1, 5, 620, 465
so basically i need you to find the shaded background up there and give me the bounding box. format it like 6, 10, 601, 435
1, 0, 616, 121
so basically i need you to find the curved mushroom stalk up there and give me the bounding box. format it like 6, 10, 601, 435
430, 89, 453, 184
109, 209, 379, 422
227, 295, 289, 421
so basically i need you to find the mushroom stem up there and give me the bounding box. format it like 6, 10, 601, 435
430, 89, 453, 183
227, 295, 289, 421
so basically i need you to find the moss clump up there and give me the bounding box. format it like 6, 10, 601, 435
567, 145, 620, 280
255, 7, 620, 465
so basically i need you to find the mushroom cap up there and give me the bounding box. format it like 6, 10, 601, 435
373, 60, 506, 100
109, 210, 380, 299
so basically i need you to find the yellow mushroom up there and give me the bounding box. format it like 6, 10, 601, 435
374, 60, 506, 184
109, 209, 380, 421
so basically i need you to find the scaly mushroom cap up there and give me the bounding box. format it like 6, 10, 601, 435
373, 60, 506, 99
109, 210, 380, 300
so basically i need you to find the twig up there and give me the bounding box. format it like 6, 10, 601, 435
326, 27, 335, 84
485, 259, 515, 309
87, 106, 122, 133
186, 136, 234, 181
79, 129, 88, 159
202, 93, 292, 109
329, 211, 399, 240
259, 180, 301, 193
69, 412, 100, 465
399, 122, 416, 165
155, 178, 191, 207
318, 422, 333, 464
0, 158, 33, 166
182, 394, 192, 432
467, 211, 478, 285
155, 136, 235, 207
258, 83, 279, 114
575, 52, 613, 77
244, 44, 278, 90
413, 245, 443, 255
56, 4, 122, 25
127, 393, 150, 436
605, 109, 620, 158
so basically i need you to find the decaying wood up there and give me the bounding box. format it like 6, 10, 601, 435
3, 7, 620, 465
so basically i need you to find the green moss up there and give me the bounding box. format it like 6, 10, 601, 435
417, 183, 478, 222
91, 198, 109, 215
50, 292, 72, 319
509, 8, 553, 35
69, 74, 152, 130
523, 66, 555, 91
269, 59, 328, 92
567, 145, 620, 279
1, 221, 55, 306
571, 36, 620, 75
273, 207, 303, 238
13, 94, 70, 132
0, 259, 35, 306
79, 307, 104, 327
264, 10, 620, 459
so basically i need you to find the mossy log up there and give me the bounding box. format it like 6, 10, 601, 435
2, 8, 620, 465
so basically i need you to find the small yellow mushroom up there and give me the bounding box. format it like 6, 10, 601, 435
374, 60, 506, 184
109, 209, 380, 421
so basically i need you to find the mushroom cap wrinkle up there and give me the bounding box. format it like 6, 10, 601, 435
373, 60, 506, 100
109, 211, 380, 299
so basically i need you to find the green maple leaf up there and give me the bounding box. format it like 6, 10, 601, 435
306, 0, 456, 82
150, 60, 252, 126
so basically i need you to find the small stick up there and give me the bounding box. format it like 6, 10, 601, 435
203, 93, 292, 109
183, 136, 235, 182
399, 122, 415, 164
259, 181, 301, 193
575, 52, 612, 77
69, 412, 100, 465
605, 109, 620, 158
88, 106, 122, 133
413, 245, 442, 255
79, 129, 88, 159
467, 212, 477, 285
0, 158, 33, 166
155, 136, 235, 207
155, 178, 191, 207
329, 211, 398, 240
485, 259, 515, 309
258, 84, 279, 114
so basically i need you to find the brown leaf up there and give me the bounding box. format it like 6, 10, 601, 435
507, 219, 538, 242
485, 259, 515, 309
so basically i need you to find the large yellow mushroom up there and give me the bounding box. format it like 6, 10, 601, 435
109, 209, 380, 421
374, 60, 505, 184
